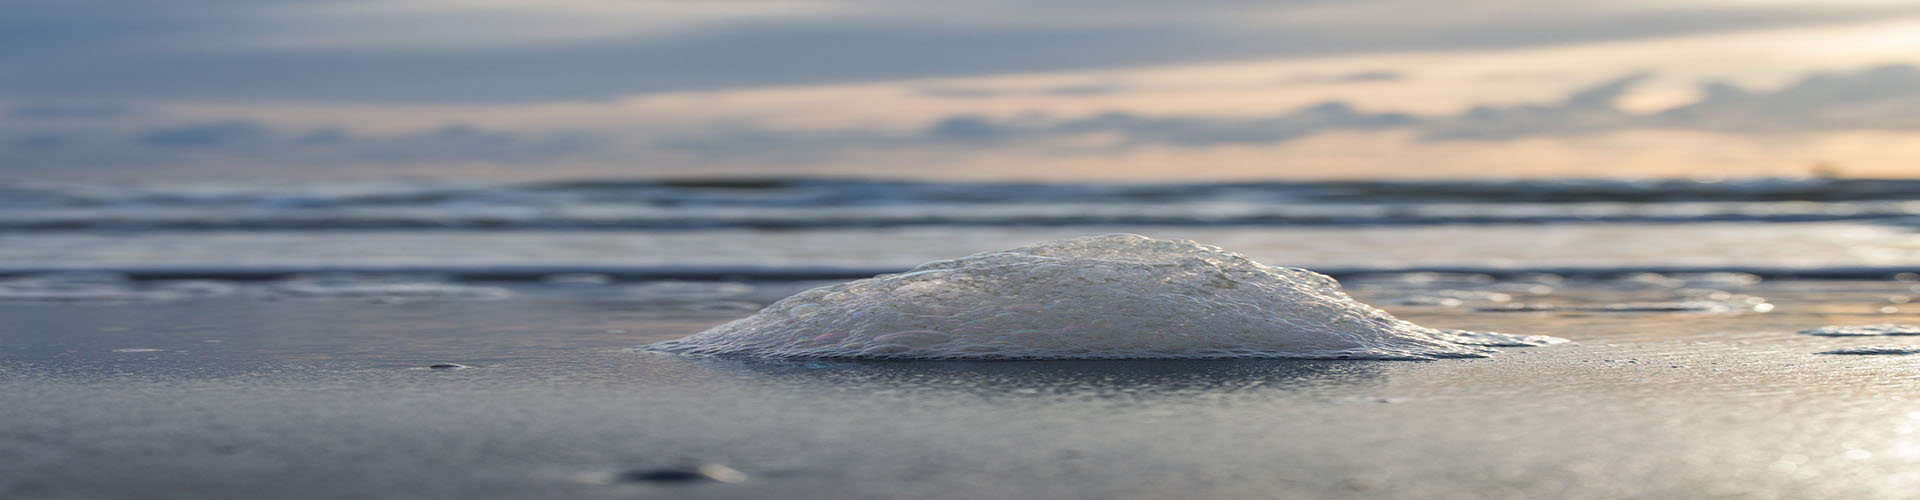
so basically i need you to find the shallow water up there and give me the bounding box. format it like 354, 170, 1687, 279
2, 277, 1917, 499
4, 178, 1919, 498
5, 223, 1919, 275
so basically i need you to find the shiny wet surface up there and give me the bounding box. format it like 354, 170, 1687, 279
2, 278, 1918, 499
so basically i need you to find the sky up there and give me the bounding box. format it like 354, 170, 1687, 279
6, 0, 1920, 181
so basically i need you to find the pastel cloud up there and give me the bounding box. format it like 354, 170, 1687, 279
662, 64, 1920, 159
1, 121, 608, 173
9, 63, 1920, 178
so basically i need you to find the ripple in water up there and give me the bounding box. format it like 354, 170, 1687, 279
0, 273, 233, 303
270, 274, 511, 300
645, 234, 1565, 360
1798, 324, 1920, 337
1818, 345, 1920, 355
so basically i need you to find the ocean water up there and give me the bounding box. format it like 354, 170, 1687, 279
3, 177, 1916, 362
3, 179, 1919, 499
1, 177, 1918, 278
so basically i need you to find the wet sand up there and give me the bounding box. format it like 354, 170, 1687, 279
2, 279, 1918, 499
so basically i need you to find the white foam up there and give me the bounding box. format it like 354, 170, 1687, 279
271, 274, 510, 300
622, 281, 754, 302
646, 234, 1564, 360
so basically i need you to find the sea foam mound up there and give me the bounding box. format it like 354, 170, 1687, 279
645, 234, 1565, 360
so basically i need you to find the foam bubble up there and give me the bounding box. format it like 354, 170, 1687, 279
646, 234, 1564, 360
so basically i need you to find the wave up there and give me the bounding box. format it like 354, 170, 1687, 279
7, 177, 1919, 209
6, 177, 1917, 231
2, 202, 1916, 231
2, 264, 1911, 282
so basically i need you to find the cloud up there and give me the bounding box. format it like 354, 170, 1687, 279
652, 63, 1920, 162
915, 71, 1405, 99
1282, 70, 1404, 85
10, 103, 135, 119
917, 81, 1128, 98
1655, 64, 1920, 131
1420, 73, 1650, 140
0, 120, 610, 170
13, 63, 1920, 175
1429, 64, 1920, 139
140, 120, 272, 147
924, 115, 1015, 142
651, 100, 1418, 161
1041, 102, 1418, 147
3, 0, 1917, 102
927, 101, 1420, 148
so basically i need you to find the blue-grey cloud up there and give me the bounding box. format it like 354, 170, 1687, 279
10, 64, 1920, 175
653, 100, 1419, 160
1282, 70, 1404, 85
11, 103, 136, 119
1655, 64, 1920, 132
918, 82, 1128, 98
0, 120, 610, 172
917, 70, 1405, 100
140, 120, 271, 148
2, 1, 1917, 102
656, 64, 1920, 161
1429, 64, 1920, 139
1420, 73, 1650, 140
1044, 102, 1418, 146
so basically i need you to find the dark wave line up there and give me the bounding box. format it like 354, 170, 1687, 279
1, 212, 1914, 232
7, 177, 1920, 210
2, 264, 1912, 282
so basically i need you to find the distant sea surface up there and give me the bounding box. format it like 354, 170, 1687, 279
1, 177, 1916, 279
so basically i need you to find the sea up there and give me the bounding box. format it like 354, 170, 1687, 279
4, 177, 1920, 499
1, 177, 1917, 281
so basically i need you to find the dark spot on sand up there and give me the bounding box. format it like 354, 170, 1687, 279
1817, 345, 1920, 355
1591, 302, 1738, 312
1476, 301, 1762, 313
1474, 303, 1560, 313
619, 464, 748, 484
623, 469, 706, 483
